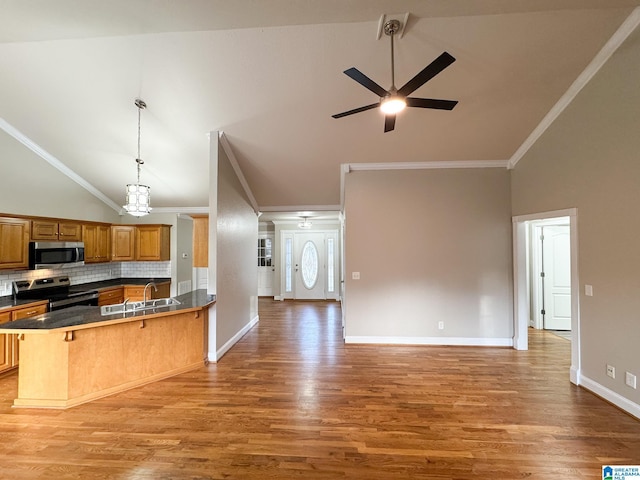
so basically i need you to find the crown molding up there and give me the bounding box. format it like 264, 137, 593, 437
346, 160, 509, 171
0, 117, 122, 213
508, 6, 640, 169
259, 205, 341, 213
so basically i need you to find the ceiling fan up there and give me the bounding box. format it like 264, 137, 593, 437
332, 19, 458, 133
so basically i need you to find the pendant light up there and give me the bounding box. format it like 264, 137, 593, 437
123, 98, 152, 217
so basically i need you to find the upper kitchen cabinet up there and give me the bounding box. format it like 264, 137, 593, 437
136, 225, 171, 261
192, 215, 209, 267
0, 217, 30, 270
111, 225, 136, 261
31, 220, 81, 241
82, 224, 111, 263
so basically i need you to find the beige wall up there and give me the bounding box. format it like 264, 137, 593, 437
343, 167, 513, 343
0, 129, 119, 223
212, 137, 258, 356
511, 28, 640, 406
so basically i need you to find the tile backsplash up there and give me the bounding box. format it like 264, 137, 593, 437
0, 262, 171, 296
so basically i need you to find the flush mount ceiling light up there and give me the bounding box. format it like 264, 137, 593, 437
123, 98, 152, 217
298, 216, 312, 229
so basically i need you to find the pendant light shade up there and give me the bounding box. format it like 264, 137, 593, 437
123, 98, 152, 217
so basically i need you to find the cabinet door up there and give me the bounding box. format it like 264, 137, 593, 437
96, 225, 111, 262
0, 311, 12, 373
0, 217, 30, 270
58, 222, 82, 241
111, 226, 136, 261
82, 225, 98, 262
192, 216, 209, 267
136, 225, 171, 261
31, 220, 58, 240
98, 287, 124, 306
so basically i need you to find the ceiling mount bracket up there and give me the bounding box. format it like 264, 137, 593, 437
376, 13, 409, 40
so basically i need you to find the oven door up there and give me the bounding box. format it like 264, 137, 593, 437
49, 292, 99, 311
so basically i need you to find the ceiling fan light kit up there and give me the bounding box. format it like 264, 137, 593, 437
332, 17, 458, 132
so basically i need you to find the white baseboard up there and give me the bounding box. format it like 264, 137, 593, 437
344, 336, 513, 347
210, 315, 259, 362
579, 374, 640, 420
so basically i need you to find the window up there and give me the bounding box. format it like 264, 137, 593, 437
301, 241, 319, 289
285, 237, 292, 293
257, 238, 272, 267
327, 238, 335, 293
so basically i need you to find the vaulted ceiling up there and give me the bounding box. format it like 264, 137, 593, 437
1, 1, 639, 216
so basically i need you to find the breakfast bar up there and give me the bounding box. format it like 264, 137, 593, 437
0, 290, 215, 409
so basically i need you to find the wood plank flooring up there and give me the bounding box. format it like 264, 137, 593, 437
0, 298, 638, 479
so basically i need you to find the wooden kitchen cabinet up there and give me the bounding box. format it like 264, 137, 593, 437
0, 311, 12, 373
82, 224, 111, 263
124, 282, 170, 302
98, 287, 124, 306
192, 215, 209, 267
111, 225, 136, 261
0, 217, 30, 270
136, 225, 171, 261
0, 302, 47, 373
31, 220, 82, 241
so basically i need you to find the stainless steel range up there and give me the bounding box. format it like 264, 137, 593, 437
13, 276, 99, 311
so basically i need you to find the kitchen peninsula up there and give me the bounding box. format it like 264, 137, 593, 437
0, 290, 215, 408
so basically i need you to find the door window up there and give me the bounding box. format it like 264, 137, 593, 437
301, 241, 319, 289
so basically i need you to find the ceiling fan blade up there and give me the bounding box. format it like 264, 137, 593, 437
406, 98, 458, 110
397, 52, 456, 97
384, 114, 396, 133
343, 67, 389, 97
332, 103, 379, 119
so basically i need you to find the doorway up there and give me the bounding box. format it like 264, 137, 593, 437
512, 208, 580, 385
280, 230, 339, 300
530, 220, 571, 331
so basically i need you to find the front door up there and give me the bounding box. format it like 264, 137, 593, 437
542, 225, 571, 330
294, 232, 326, 300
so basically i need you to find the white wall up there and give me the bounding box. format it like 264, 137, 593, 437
343, 167, 513, 345
0, 129, 119, 222
207, 133, 258, 361
511, 26, 640, 412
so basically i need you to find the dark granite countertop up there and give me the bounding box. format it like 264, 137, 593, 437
0, 289, 215, 333
0, 277, 171, 312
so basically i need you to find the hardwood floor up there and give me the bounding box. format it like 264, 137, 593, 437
0, 298, 638, 479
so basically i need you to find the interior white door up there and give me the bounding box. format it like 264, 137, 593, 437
294, 232, 326, 299
542, 225, 571, 330
257, 236, 274, 296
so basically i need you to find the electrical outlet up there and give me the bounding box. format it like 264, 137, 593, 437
438, 321, 444, 330
352, 272, 360, 280
626, 372, 637, 389
606, 364, 616, 379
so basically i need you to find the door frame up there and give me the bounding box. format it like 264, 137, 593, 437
278, 229, 340, 301
512, 208, 580, 385
530, 218, 571, 330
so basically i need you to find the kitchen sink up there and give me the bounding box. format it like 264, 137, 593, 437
100, 297, 181, 316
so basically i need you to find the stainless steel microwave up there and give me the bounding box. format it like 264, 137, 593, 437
28, 241, 85, 269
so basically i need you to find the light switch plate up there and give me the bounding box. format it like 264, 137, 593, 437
585, 284, 593, 296
352, 272, 360, 280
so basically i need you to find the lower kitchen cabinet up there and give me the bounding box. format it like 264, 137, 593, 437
98, 287, 125, 306
0, 311, 11, 372
0, 303, 47, 373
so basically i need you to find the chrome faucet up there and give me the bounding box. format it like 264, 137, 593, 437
143, 281, 158, 304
